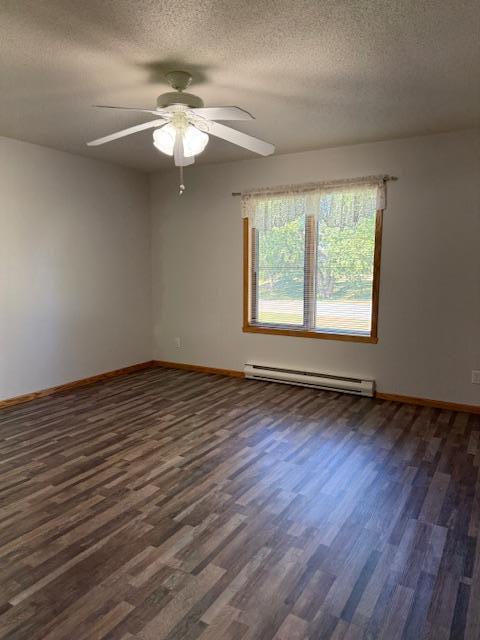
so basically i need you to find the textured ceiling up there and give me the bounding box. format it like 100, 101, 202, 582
1, 0, 479, 172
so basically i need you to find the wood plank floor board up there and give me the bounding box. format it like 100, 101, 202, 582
0, 367, 479, 639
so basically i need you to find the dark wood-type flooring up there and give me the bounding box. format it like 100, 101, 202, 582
0, 367, 479, 640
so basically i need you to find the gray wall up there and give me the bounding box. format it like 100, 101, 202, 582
0, 137, 152, 399
150, 130, 480, 405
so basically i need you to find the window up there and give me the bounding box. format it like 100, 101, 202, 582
242, 178, 384, 342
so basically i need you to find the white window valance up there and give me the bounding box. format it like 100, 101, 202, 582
241, 175, 386, 229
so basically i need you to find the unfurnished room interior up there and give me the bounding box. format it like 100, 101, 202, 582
1, 1, 480, 639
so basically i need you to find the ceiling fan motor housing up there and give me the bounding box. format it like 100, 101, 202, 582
156, 91, 204, 109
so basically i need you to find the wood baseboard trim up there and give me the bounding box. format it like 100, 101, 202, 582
375, 392, 480, 415
0, 361, 156, 410
154, 360, 244, 378
2, 357, 477, 415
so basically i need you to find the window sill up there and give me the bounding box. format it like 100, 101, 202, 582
243, 323, 378, 343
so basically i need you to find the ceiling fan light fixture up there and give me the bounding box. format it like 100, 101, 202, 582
182, 125, 209, 157
153, 123, 208, 158
152, 124, 176, 156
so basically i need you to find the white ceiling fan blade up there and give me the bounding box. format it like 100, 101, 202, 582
173, 134, 194, 167
87, 118, 165, 146
94, 105, 162, 117
207, 121, 275, 156
191, 106, 254, 121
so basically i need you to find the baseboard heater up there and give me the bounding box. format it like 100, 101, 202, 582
244, 363, 374, 397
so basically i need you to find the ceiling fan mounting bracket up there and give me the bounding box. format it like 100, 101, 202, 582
165, 70, 193, 91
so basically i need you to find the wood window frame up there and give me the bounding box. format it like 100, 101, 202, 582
242, 210, 383, 343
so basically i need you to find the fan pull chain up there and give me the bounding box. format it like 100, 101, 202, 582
179, 166, 185, 195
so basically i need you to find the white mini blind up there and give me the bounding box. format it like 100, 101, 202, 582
242, 176, 385, 337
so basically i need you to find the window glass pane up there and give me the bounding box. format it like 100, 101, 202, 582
256, 206, 305, 326
315, 191, 376, 334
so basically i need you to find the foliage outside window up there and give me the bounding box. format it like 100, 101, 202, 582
242, 179, 383, 342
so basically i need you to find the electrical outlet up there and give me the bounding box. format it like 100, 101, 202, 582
174, 337, 181, 349
472, 370, 480, 384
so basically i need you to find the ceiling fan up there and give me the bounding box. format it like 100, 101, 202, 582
87, 70, 275, 193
